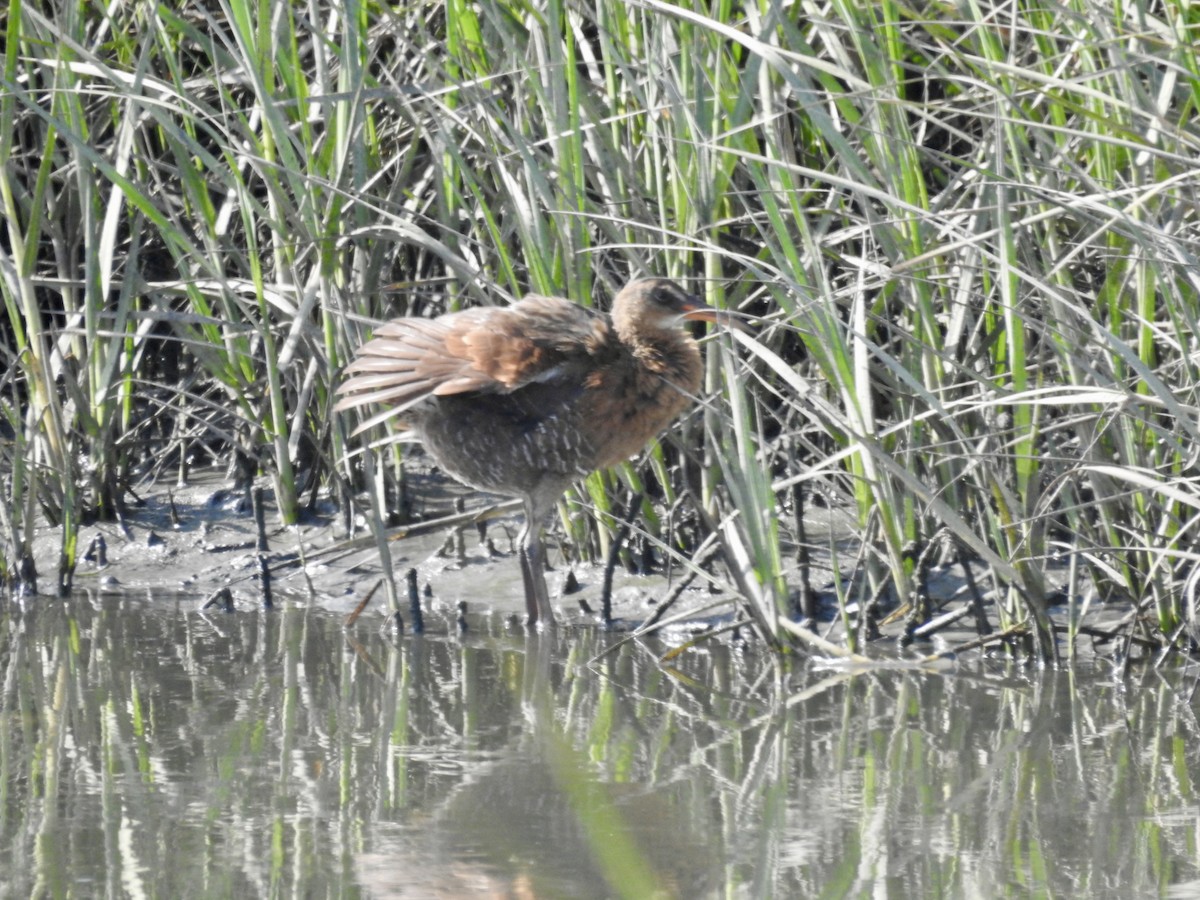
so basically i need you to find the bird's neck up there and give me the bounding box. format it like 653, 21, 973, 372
612, 311, 702, 389
618, 321, 682, 359
627, 329, 702, 394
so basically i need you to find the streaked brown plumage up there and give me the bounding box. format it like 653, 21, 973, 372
335, 278, 725, 625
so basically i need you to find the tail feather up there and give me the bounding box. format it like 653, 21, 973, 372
333, 374, 431, 413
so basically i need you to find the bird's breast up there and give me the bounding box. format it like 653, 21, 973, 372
581, 342, 702, 469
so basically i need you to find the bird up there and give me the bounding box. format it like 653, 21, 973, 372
335, 278, 731, 626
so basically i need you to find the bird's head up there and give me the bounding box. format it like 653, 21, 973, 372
612, 278, 748, 338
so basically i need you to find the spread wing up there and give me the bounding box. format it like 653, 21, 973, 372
334, 296, 614, 430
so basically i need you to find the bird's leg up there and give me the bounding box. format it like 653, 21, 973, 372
518, 544, 545, 626
518, 497, 556, 627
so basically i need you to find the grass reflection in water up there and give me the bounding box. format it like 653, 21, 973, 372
0, 593, 1197, 898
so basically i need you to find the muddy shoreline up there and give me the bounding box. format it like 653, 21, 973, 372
24, 470, 749, 633
14, 467, 1155, 664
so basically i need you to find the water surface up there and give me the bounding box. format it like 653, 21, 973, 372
1, 592, 1198, 897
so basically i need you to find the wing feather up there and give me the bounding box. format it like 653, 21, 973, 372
336, 295, 618, 424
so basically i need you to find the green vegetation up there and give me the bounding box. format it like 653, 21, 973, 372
1, 0, 1199, 660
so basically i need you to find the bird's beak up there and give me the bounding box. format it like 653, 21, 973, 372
681, 299, 754, 334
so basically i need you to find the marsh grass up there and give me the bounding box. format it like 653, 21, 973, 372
1, 0, 1199, 660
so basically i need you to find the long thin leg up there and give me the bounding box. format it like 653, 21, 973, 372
518, 544, 541, 625
524, 532, 554, 626
518, 497, 555, 627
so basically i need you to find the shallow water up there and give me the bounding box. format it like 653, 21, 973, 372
1, 591, 1198, 898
